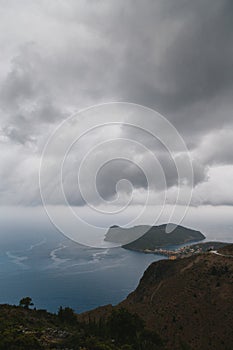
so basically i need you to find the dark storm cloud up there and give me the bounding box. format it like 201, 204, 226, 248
0, 0, 232, 206
159, 1, 233, 109
2, 0, 233, 138
0, 44, 66, 144
96, 159, 148, 200
112, 0, 233, 138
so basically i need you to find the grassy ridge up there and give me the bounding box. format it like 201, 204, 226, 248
0, 304, 164, 350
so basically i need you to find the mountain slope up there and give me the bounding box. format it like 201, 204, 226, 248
80, 245, 233, 350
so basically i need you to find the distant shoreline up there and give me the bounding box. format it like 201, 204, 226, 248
123, 240, 231, 259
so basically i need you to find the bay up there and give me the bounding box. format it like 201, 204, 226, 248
0, 229, 165, 313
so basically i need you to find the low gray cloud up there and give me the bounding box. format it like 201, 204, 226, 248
0, 0, 232, 208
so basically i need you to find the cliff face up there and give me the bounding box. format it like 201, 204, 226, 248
80, 245, 233, 350
121, 248, 233, 350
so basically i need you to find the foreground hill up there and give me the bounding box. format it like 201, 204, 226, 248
80, 244, 233, 350
105, 224, 205, 249
0, 303, 164, 349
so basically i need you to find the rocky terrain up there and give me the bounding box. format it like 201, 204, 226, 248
80, 244, 233, 350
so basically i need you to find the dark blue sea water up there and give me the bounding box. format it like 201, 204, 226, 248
1, 206, 232, 314
0, 227, 165, 313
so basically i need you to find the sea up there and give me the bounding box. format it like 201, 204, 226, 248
0, 206, 233, 314
0, 225, 165, 313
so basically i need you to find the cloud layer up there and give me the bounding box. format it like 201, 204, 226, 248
0, 0, 233, 209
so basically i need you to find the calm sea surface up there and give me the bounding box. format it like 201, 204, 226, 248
0, 228, 165, 313
0, 207, 232, 313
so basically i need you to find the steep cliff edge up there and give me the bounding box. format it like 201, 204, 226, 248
80, 245, 233, 350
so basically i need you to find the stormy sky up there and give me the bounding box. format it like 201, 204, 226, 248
0, 0, 233, 240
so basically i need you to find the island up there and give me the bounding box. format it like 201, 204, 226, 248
105, 224, 205, 250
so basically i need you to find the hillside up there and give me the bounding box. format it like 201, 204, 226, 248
0, 304, 164, 350
80, 245, 233, 350
218, 244, 233, 255
122, 224, 205, 251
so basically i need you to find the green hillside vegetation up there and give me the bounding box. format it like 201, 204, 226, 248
0, 303, 164, 350
122, 224, 205, 251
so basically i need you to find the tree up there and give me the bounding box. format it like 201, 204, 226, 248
107, 308, 144, 344
58, 306, 77, 324
0, 330, 42, 350
19, 297, 34, 309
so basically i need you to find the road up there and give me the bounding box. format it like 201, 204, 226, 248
210, 250, 233, 258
